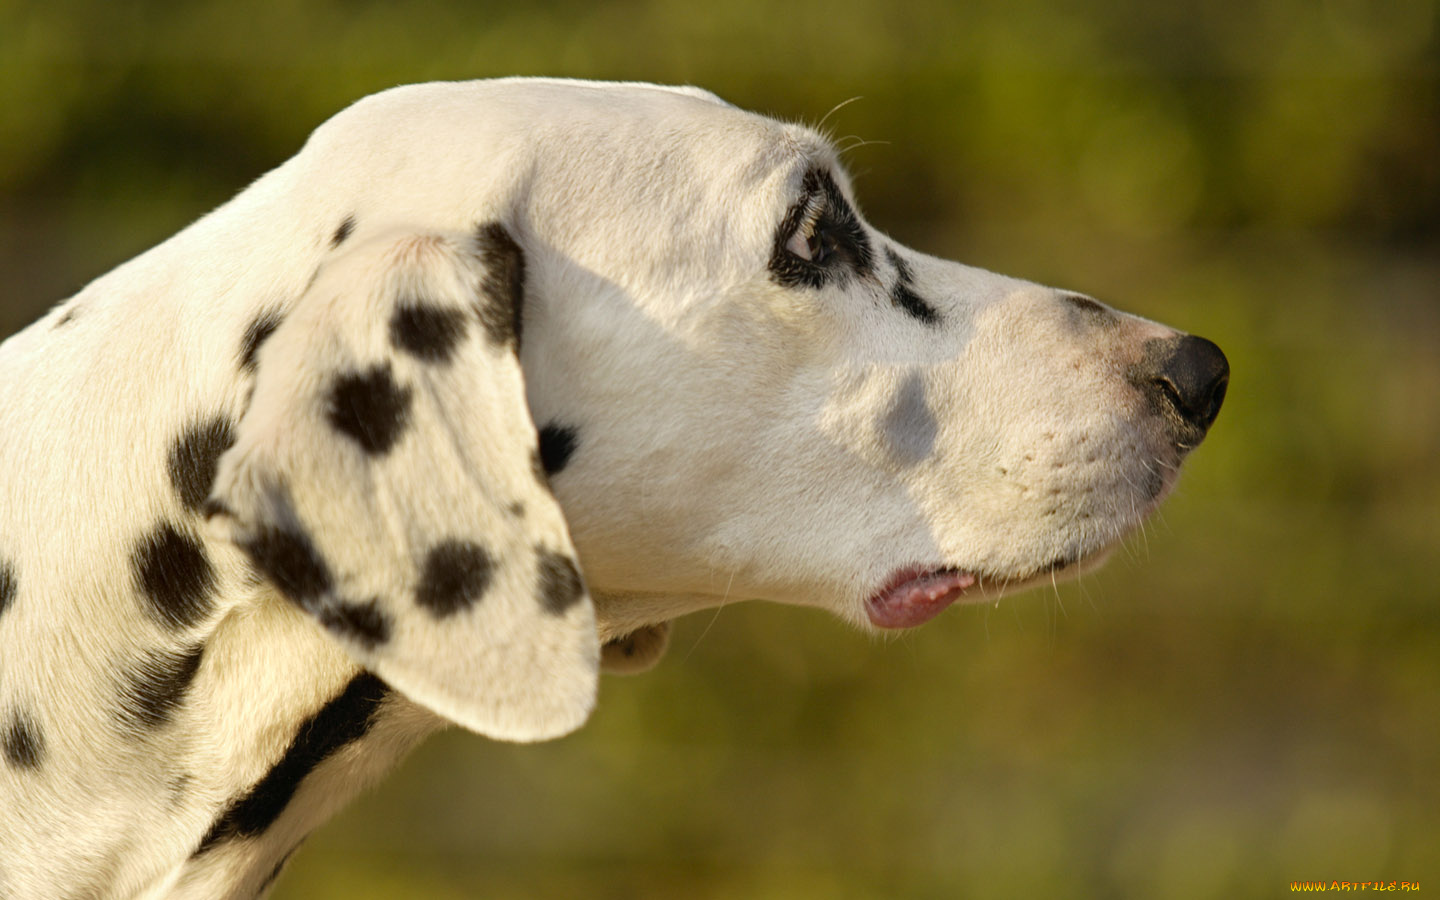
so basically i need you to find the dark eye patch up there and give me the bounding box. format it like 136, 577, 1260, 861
769, 168, 874, 289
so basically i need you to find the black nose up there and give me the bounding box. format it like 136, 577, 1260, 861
1129, 335, 1229, 448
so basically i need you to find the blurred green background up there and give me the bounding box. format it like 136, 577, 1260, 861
3, 0, 1437, 896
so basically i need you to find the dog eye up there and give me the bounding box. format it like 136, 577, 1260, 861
770, 169, 875, 288
785, 219, 836, 264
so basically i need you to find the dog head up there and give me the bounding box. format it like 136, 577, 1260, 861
485, 81, 1228, 627
211, 79, 1226, 738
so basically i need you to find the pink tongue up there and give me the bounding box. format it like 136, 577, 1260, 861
866, 570, 977, 629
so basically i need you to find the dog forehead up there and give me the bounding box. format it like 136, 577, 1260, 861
530, 85, 829, 197
476, 82, 842, 282
334, 78, 834, 201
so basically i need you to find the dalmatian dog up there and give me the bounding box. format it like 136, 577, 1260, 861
0, 78, 1228, 898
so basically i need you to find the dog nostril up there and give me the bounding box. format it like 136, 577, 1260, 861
1130, 335, 1229, 445
1150, 376, 1185, 414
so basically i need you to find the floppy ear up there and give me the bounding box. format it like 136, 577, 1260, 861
207, 227, 599, 742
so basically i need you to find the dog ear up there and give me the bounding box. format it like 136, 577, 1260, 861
207, 228, 598, 742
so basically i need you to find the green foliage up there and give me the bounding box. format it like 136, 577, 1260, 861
1, 0, 1436, 895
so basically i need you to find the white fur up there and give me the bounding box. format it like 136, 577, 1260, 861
0, 78, 1207, 898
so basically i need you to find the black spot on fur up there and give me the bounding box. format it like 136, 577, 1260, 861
331, 215, 357, 248
537, 424, 578, 477
240, 521, 390, 649
169, 774, 193, 807
885, 249, 940, 325
886, 248, 914, 283
315, 598, 392, 650
1062, 293, 1114, 328
769, 168, 874, 290
199, 499, 234, 522
119, 644, 205, 732
54, 307, 79, 328
239, 525, 333, 604
473, 222, 525, 347
4, 710, 44, 770
240, 309, 284, 373
536, 550, 584, 616
326, 364, 412, 456
890, 283, 940, 325
416, 540, 494, 619
0, 558, 14, 617
389, 302, 468, 364
195, 673, 389, 853
882, 371, 938, 465
1064, 294, 1106, 316
168, 417, 237, 511
133, 524, 216, 630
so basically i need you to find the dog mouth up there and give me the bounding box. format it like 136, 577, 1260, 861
865, 567, 978, 629
865, 545, 1115, 629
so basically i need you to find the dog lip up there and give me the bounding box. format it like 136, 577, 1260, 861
865, 567, 977, 629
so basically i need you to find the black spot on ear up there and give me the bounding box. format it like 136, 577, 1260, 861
537, 424, 578, 477
133, 524, 216, 630
473, 222, 525, 347
240, 520, 390, 649
200, 498, 233, 520
118, 644, 205, 732
536, 550, 584, 616
315, 598, 392, 650
168, 417, 237, 512
0, 557, 15, 618
239, 525, 333, 605
4, 709, 44, 770
389, 302, 468, 364
331, 215, 357, 248
195, 673, 388, 854
54, 307, 79, 328
885, 249, 940, 325
240, 309, 284, 373
415, 540, 494, 619
326, 364, 412, 456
